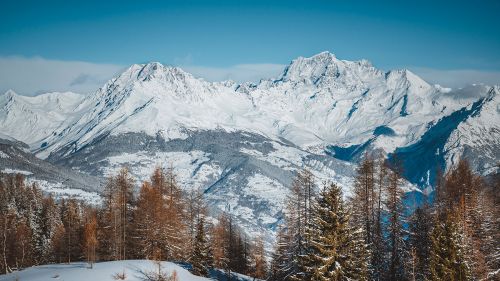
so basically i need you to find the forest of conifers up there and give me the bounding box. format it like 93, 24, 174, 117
0, 156, 498, 281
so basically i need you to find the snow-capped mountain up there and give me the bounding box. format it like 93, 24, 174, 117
1, 51, 498, 243
22, 52, 474, 158
0, 90, 85, 145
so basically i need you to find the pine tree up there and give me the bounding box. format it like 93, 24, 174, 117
97, 176, 118, 260
191, 216, 212, 277
429, 212, 470, 281
288, 169, 316, 281
40, 195, 62, 264
351, 155, 375, 246
251, 236, 268, 280
303, 182, 368, 281
212, 212, 230, 271
60, 198, 83, 263
270, 226, 293, 281
408, 205, 432, 281
385, 167, 407, 281
475, 180, 500, 280
372, 155, 387, 280
186, 187, 207, 257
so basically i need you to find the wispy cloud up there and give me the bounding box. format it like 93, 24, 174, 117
0, 56, 125, 95
410, 67, 500, 89
1, 56, 499, 96
0, 56, 285, 95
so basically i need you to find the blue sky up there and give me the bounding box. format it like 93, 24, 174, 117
1, 0, 500, 94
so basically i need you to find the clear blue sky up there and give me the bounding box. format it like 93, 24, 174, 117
1, 0, 500, 94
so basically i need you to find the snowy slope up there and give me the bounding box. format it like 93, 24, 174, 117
0, 90, 85, 146
0, 137, 103, 203
444, 86, 500, 174
0, 260, 262, 281
0, 260, 206, 281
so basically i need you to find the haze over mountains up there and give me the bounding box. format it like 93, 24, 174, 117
1, 51, 499, 240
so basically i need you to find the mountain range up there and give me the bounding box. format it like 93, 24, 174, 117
1, 51, 498, 242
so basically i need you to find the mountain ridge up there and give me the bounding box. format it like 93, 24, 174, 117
0, 52, 498, 244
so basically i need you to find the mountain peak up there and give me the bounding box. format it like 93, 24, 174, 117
281, 51, 340, 82
3, 89, 18, 98
385, 69, 431, 91
118, 62, 193, 84
1, 89, 21, 105
278, 51, 381, 87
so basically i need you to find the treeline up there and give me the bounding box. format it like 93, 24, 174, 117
269, 157, 499, 281
0, 167, 267, 279
1, 157, 498, 280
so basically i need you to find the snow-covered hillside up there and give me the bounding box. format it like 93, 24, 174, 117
0, 260, 259, 281
0, 51, 498, 247
0, 136, 103, 203
0, 90, 85, 146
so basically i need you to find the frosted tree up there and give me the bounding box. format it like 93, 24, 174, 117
408, 204, 432, 281
288, 169, 316, 281
351, 155, 375, 246
302, 182, 368, 281
372, 154, 387, 280
191, 216, 212, 277
250, 235, 268, 279
385, 166, 407, 281
429, 212, 470, 280
185, 187, 207, 256
97, 176, 118, 260
269, 226, 293, 281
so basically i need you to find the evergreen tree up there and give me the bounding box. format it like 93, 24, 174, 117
251, 236, 268, 280
429, 213, 470, 281
408, 205, 432, 281
269, 226, 293, 281
212, 212, 230, 271
385, 168, 407, 281
351, 155, 375, 246
303, 182, 368, 281
97, 176, 118, 260
372, 155, 387, 280
40, 195, 62, 264
191, 216, 212, 277
60, 198, 83, 263
288, 169, 316, 280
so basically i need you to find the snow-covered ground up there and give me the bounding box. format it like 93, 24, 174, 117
0, 260, 261, 281
0, 260, 252, 281
30, 179, 103, 205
